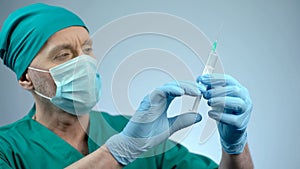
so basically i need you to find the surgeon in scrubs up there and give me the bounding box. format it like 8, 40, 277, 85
0, 3, 254, 169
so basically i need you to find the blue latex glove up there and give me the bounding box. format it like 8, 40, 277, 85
197, 74, 252, 154
106, 81, 205, 165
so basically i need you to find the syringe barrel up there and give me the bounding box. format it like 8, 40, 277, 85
202, 51, 218, 75
191, 51, 218, 112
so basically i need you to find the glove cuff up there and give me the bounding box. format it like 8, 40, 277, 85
221, 131, 247, 154
105, 133, 146, 166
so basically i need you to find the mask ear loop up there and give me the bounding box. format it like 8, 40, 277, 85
28, 67, 50, 73
33, 90, 52, 100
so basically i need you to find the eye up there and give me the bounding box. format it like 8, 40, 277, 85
82, 45, 93, 55
53, 51, 72, 61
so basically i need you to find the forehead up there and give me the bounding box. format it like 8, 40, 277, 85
45, 26, 90, 46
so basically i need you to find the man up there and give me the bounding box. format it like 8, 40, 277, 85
0, 3, 253, 169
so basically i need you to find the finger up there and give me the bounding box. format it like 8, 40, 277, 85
161, 81, 205, 97
168, 112, 202, 134
158, 84, 185, 97
208, 97, 247, 114
134, 98, 167, 123
208, 110, 249, 129
203, 86, 247, 100
197, 74, 241, 88
175, 81, 205, 96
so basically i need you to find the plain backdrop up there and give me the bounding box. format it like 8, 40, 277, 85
0, 1, 299, 168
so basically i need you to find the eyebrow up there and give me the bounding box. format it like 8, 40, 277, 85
82, 38, 93, 46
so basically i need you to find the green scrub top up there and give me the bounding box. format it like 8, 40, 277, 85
0, 107, 218, 169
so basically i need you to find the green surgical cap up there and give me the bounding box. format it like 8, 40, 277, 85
0, 3, 88, 80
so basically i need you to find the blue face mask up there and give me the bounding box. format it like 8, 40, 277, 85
28, 55, 101, 116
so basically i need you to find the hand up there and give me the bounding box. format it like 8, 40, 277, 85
106, 81, 204, 165
197, 74, 252, 154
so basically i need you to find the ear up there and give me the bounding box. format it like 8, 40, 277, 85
18, 72, 34, 90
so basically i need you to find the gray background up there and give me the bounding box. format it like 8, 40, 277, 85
0, 0, 299, 168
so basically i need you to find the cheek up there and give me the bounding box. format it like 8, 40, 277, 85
29, 71, 57, 97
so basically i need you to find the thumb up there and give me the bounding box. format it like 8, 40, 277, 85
168, 112, 202, 135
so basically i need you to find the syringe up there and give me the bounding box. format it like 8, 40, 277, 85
191, 40, 219, 112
